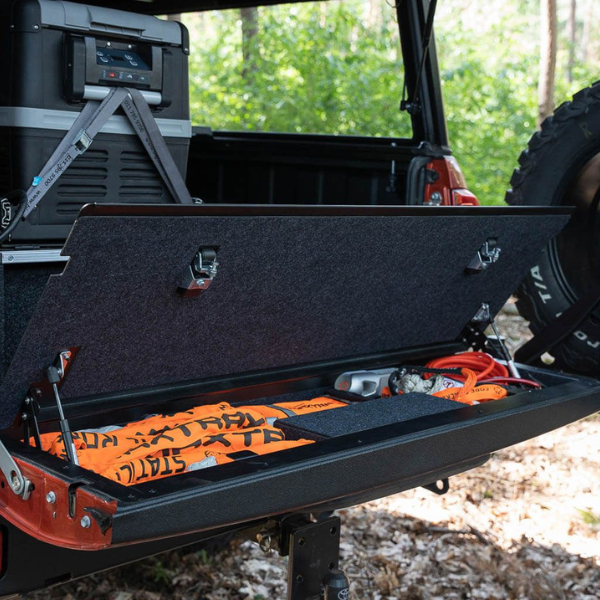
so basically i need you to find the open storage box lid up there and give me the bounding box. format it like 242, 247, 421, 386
0, 204, 571, 429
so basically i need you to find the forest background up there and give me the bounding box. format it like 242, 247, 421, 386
174, 0, 590, 205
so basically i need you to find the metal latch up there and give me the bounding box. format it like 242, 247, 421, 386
0, 441, 32, 500
178, 247, 219, 297
466, 238, 501, 274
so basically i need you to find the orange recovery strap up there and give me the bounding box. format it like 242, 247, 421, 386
433, 368, 507, 405
38, 396, 346, 486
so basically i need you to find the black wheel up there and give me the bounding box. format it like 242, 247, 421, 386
506, 82, 600, 374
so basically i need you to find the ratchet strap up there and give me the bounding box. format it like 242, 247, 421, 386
36, 396, 346, 486
23, 87, 194, 219
515, 280, 600, 366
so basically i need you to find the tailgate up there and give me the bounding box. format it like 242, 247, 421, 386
0, 204, 592, 547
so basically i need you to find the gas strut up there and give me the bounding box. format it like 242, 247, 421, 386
47, 360, 79, 466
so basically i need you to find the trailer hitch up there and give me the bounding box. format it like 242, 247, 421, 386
253, 514, 351, 600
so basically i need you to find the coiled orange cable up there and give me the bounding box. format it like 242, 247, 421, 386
426, 351, 509, 382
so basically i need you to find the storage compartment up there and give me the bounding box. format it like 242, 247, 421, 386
0, 204, 598, 551
26, 355, 591, 487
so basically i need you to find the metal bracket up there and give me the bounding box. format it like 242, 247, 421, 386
0, 198, 11, 231
21, 395, 42, 450
29, 347, 79, 406
466, 238, 501, 274
422, 478, 449, 495
471, 302, 492, 324
0, 440, 32, 500
279, 515, 350, 600
177, 247, 219, 297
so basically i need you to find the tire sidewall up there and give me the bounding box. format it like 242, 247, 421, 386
508, 93, 600, 373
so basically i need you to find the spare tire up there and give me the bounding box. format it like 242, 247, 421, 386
506, 82, 600, 374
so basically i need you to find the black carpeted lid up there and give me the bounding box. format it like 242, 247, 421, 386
0, 204, 571, 428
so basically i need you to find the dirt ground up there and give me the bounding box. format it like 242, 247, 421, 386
31, 305, 600, 600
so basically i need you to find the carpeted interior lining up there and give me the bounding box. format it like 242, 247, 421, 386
0, 209, 568, 428
1, 264, 63, 378
276, 393, 464, 438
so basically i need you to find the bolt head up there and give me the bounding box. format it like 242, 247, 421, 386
429, 191, 443, 205
46, 491, 56, 504
80, 515, 91, 529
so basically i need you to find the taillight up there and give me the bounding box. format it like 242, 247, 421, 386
424, 157, 480, 206
452, 189, 479, 206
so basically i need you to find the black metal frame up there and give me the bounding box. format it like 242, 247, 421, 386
80, 203, 574, 218
5, 368, 599, 547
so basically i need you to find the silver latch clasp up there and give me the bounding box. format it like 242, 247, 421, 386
178, 247, 219, 297
466, 238, 501, 274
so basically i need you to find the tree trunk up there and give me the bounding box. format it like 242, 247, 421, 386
581, 0, 593, 63
567, 0, 576, 83
538, 0, 557, 127
367, 0, 382, 28
240, 7, 259, 79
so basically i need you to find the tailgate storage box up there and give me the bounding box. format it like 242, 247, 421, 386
0, 205, 598, 555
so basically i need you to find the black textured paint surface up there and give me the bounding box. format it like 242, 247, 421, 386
0, 212, 568, 428
276, 393, 464, 438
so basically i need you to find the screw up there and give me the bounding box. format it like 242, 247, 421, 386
33, 24, 39, 30
429, 191, 443, 205
128, 44, 133, 49
34, 388, 42, 398
106, 42, 111, 47
7, 255, 14, 262
10, 473, 20, 491
80, 516, 91, 529
46, 491, 56, 504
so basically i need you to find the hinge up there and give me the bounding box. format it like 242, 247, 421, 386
0, 441, 32, 500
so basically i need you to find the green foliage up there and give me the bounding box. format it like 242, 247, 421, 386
147, 559, 174, 585
187, 0, 411, 137
435, 0, 599, 205
183, 0, 600, 206
197, 547, 212, 565
577, 508, 600, 527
